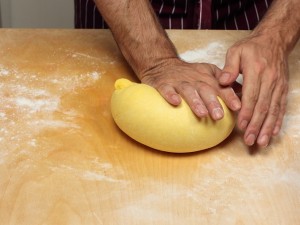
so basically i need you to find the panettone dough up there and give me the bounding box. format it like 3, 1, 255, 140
111, 78, 235, 153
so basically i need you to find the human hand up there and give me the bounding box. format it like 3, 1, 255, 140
140, 58, 241, 120
218, 34, 289, 147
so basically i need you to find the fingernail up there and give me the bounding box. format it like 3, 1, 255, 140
213, 108, 224, 120
258, 135, 269, 147
220, 73, 230, 83
171, 94, 180, 104
240, 120, 248, 130
195, 105, 208, 117
232, 100, 241, 111
246, 134, 256, 146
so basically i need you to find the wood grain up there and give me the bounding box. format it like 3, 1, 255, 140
0, 29, 299, 225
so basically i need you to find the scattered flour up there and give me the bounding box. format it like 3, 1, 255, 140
282, 87, 300, 140
50, 71, 103, 92
70, 51, 116, 65
115, 149, 300, 224
0, 63, 103, 166
282, 115, 300, 140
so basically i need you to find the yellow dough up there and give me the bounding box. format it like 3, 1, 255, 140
111, 78, 235, 153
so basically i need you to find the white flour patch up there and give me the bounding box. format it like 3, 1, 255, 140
180, 42, 226, 68
70, 51, 116, 65
50, 71, 103, 93
29, 119, 80, 130
0, 112, 6, 119
28, 139, 37, 147
15, 96, 60, 113
179, 42, 243, 84
0, 64, 102, 161
0, 151, 9, 165
0, 68, 9, 76
284, 87, 300, 139
82, 171, 121, 182
289, 88, 300, 95
49, 161, 127, 184
117, 192, 175, 222
0, 65, 19, 77
90, 71, 101, 80
71, 52, 99, 60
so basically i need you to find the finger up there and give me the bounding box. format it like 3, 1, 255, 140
176, 82, 208, 117
156, 83, 182, 106
237, 68, 261, 132
272, 85, 288, 136
215, 68, 241, 111
219, 86, 241, 111
256, 85, 283, 147
243, 71, 276, 146
196, 82, 224, 120
219, 46, 241, 86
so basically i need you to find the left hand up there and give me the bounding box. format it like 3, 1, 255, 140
139, 58, 241, 120
218, 33, 289, 147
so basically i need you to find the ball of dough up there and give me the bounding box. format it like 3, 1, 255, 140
111, 78, 235, 153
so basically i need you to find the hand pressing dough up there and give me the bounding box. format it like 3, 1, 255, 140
111, 78, 235, 153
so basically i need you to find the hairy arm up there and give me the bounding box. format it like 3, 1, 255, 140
94, 0, 178, 77
253, 0, 300, 53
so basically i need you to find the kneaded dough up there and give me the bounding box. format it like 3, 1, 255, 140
111, 78, 235, 153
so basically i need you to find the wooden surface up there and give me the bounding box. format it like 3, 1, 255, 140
0, 29, 300, 225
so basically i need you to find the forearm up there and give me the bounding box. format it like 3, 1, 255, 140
252, 0, 300, 54
94, 0, 178, 77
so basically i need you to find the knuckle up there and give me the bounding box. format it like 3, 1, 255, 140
258, 104, 269, 116
269, 103, 280, 117
246, 125, 260, 136
239, 110, 254, 125
267, 68, 279, 82
226, 87, 238, 99
283, 85, 289, 95
156, 82, 170, 91
178, 81, 192, 92
195, 81, 211, 91
246, 91, 259, 104
227, 46, 238, 55
249, 117, 264, 132
195, 80, 205, 87
253, 59, 267, 73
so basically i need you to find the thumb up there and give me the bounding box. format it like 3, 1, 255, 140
219, 48, 241, 86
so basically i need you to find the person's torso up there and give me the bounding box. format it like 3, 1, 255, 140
75, 0, 273, 30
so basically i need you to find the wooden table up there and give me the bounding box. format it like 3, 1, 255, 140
0, 29, 299, 225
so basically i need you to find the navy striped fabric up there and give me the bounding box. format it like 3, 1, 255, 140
74, 0, 273, 30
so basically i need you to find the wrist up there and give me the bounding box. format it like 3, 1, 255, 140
250, 29, 289, 56
122, 34, 179, 79
137, 56, 182, 80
